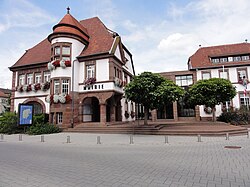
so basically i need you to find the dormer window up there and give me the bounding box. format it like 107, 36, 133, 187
51, 43, 71, 61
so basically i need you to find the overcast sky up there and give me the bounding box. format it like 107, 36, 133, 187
1, 0, 250, 88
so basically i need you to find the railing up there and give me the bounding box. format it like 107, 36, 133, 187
80, 82, 123, 93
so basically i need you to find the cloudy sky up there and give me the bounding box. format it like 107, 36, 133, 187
1, 0, 250, 88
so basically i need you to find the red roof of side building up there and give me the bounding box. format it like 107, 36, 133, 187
189, 42, 250, 70
10, 16, 115, 70
0, 90, 8, 98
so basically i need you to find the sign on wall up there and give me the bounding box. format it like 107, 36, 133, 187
18, 104, 34, 126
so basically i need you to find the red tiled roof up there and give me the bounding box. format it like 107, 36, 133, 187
10, 16, 115, 69
189, 43, 250, 70
79, 17, 114, 57
49, 13, 89, 43
10, 38, 51, 69
0, 90, 8, 98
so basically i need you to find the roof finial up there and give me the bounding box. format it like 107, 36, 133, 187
67, 7, 70, 14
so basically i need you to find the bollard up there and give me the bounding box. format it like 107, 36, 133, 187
247, 131, 249, 139
197, 134, 201, 142
97, 136, 101, 144
226, 133, 229, 140
165, 136, 169, 144
130, 135, 134, 144
19, 134, 22, 141
66, 136, 71, 143
41, 135, 45, 142
0, 134, 3, 141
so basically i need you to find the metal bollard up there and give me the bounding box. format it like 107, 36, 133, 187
226, 133, 229, 140
130, 135, 134, 144
0, 134, 3, 141
165, 136, 169, 144
197, 134, 201, 142
41, 135, 45, 142
19, 134, 22, 141
66, 136, 71, 143
97, 136, 101, 144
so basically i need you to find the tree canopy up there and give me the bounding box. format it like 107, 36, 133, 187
125, 72, 184, 125
187, 78, 236, 121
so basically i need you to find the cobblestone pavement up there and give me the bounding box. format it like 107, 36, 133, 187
0, 133, 250, 187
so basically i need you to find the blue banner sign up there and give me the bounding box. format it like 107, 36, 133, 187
18, 104, 33, 126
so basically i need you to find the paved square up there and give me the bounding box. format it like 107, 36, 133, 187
0, 133, 250, 187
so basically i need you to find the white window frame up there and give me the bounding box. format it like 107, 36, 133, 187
86, 65, 95, 79
61, 79, 69, 94
35, 73, 41, 84
54, 80, 60, 94
57, 112, 63, 124
202, 72, 211, 80
62, 46, 70, 55
43, 72, 51, 82
19, 74, 25, 86
27, 73, 33, 85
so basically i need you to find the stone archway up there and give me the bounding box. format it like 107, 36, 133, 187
23, 98, 46, 115
82, 97, 100, 122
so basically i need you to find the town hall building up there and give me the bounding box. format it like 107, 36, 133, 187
9, 8, 135, 128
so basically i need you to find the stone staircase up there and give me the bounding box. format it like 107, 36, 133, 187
65, 121, 249, 136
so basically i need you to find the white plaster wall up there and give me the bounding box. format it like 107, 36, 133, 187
114, 46, 122, 61
72, 59, 80, 92
96, 59, 109, 81
15, 90, 50, 98
123, 50, 134, 75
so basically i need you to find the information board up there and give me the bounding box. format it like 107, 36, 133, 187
18, 104, 34, 126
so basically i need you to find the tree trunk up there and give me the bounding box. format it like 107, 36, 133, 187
144, 107, 148, 125
212, 106, 216, 122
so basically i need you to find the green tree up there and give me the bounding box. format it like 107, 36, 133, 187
125, 72, 184, 125
188, 78, 236, 121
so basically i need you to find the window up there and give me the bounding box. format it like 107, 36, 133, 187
240, 93, 250, 107
237, 69, 247, 81
202, 72, 211, 80
43, 72, 51, 82
228, 57, 233, 62
219, 70, 229, 80
54, 80, 60, 94
54, 47, 60, 55
56, 112, 63, 124
18, 74, 25, 86
62, 46, 70, 55
242, 55, 250, 61
27, 73, 33, 84
125, 100, 128, 112
211, 58, 219, 63
62, 79, 69, 94
220, 58, 228, 63
35, 73, 41, 83
233, 56, 241, 61
86, 65, 95, 79
51, 43, 71, 61
175, 75, 193, 87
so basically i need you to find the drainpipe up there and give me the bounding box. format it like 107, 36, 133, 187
71, 59, 77, 128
